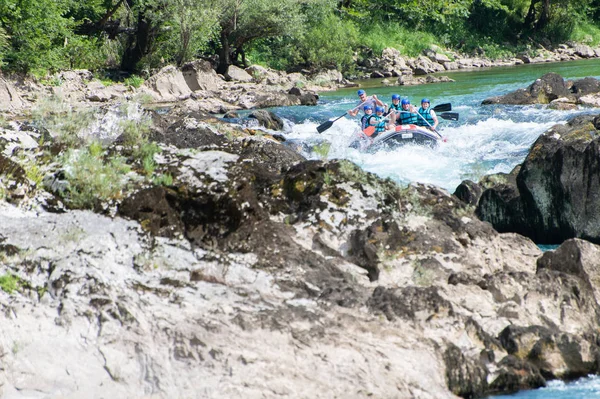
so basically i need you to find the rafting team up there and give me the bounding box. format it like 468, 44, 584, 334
348, 89, 438, 138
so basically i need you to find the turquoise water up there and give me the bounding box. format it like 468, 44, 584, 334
264, 58, 600, 193
254, 58, 600, 398
487, 375, 600, 398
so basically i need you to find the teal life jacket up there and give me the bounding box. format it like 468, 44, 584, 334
399, 110, 418, 125
417, 107, 435, 127
388, 103, 401, 112
360, 113, 372, 130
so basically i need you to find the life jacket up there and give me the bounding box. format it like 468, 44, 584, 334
399, 110, 418, 125
388, 103, 401, 112
363, 115, 386, 137
360, 113, 372, 130
417, 107, 435, 127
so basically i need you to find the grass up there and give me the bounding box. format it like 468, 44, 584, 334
0, 274, 20, 294
123, 75, 145, 88
152, 173, 173, 186
119, 115, 152, 148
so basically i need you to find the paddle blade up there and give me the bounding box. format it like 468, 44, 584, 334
439, 112, 459, 121
433, 103, 451, 112
363, 126, 375, 136
316, 120, 334, 133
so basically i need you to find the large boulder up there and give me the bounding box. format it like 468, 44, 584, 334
482, 72, 571, 105
476, 114, 600, 244
0, 75, 25, 111
181, 60, 222, 91
142, 65, 193, 102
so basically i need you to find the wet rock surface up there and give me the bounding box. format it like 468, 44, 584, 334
481, 73, 600, 106
475, 114, 600, 244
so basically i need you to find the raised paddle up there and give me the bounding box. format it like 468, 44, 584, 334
432, 103, 451, 112
317, 112, 347, 133
439, 112, 459, 121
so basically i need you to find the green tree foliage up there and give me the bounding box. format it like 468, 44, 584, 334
160, 0, 219, 66
211, 0, 307, 74
0, 0, 74, 74
0, 0, 598, 75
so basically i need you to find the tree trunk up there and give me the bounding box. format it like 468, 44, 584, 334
216, 29, 232, 76
121, 11, 152, 72
524, 0, 540, 29
536, 0, 551, 30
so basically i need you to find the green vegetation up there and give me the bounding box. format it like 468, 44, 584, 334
59, 145, 131, 209
31, 97, 96, 148
123, 76, 145, 89
0, 0, 599, 76
0, 273, 20, 294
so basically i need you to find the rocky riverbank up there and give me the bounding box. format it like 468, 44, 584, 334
1, 63, 600, 398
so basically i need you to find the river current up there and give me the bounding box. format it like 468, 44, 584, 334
248, 58, 600, 398
263, 58, 600, 194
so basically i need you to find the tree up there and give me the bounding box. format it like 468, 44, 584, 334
168, 0, 219, 66
0, 0, 74, 74
212, 0, 306, 75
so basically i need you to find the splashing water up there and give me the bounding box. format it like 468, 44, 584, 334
258, 59, 600, 193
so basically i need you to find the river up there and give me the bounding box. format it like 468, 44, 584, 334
265, 58, 600, 194
257, 58, 600, 398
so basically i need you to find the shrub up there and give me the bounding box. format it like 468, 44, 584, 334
31, 97, 95, 148
359, 23, 438, 58
59, 145, 131, 209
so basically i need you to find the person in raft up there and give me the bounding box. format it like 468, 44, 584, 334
366, 106, 394, 138
385, 93, 402, 123
360, 105, 374, 130
397, 98, 419, 125
416, 98, 439, 130
348, 89, 385, 117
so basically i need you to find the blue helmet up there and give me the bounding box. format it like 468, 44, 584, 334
363, 105, 373, 111
421, 98, 430, 104
392, 94, 400, 100
401, 98, 410, 105
375, 106, 385, 113
357, 89, 366, 96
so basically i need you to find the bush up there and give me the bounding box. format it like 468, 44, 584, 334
299, 13, 359, 72
572, 20, 600, 46
359, 23, 438, 58
59, 145, 131, 209
31, 97, 96, 148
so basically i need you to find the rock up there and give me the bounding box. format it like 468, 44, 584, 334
537, 239, 600, 304
476, 114, 600, 243
149, 111, 228, 148
226, 65, 254, 83
482, 72, 572, 105
181, 60, 222, 91
142, 65, 193, 102
454, 180, 482, 206
0, 75, 25, 111
248, 110, 284, 130
579, 94, 600, 107
571, 77, 600, 97
573, 44, 596, 58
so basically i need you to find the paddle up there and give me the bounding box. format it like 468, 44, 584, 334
432, 103, 451, 112
439, 112, 459, 121
317, 112, 347, 133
